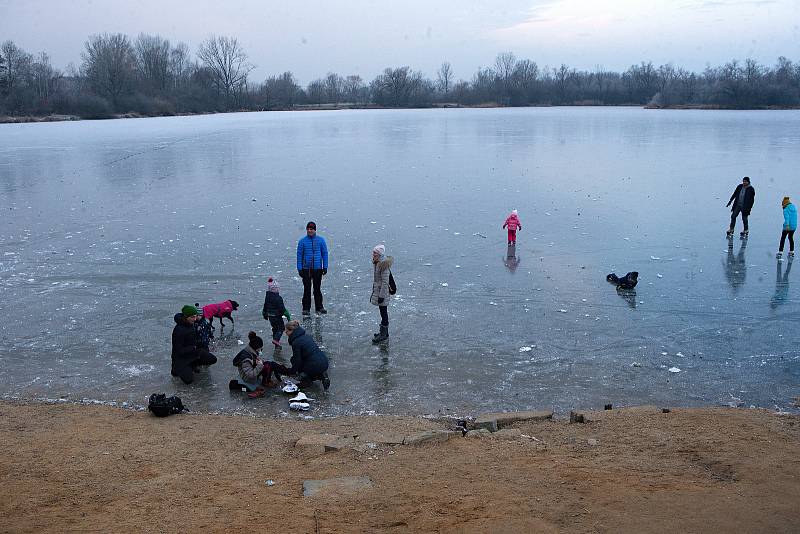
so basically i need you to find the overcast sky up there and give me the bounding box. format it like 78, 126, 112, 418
0, 0, 797, 84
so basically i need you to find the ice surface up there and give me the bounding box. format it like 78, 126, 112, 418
0, 108, 798, 416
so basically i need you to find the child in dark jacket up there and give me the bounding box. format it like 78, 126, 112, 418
262, 277, 292, 348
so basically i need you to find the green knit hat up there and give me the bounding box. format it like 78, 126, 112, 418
181, 304, 199, 317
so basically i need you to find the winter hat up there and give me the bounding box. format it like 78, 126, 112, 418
306, 221, 316, 230
268, 277, 280, 292
782, 196, 791, 208
373, 244, 385, 256
181, 305, 199, 317
247, 331, 264, 350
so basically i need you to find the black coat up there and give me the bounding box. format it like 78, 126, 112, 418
171, 313, 198, 364
287, 326, 328, 377
262, 291, 288, 319
727, 184, 755, 215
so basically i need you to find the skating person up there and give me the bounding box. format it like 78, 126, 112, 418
296, 221, 329, 315
777, 196, 797, 259
261, 277, 291, 348
284, 320, 330, 390
726, 177, 755, 238
369, 244, 394, 344
503, 209, 522, 245
171, 305, 218, 385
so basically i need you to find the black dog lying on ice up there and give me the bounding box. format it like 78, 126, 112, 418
606, 271, 639, 289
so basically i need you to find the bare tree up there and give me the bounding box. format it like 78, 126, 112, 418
1, 40, 32, 98
28, 52, 62, 106
494, 52, 516, 102
82, 33, 136, 107
135, 34, 171, 94
343, 74, 367, 103
436, 61, 453, 97
263, 71, 301, 108
323, 72, 343, 103
196, 35, 254, 109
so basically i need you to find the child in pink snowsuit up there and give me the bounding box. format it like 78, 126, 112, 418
503, 210, 522, 244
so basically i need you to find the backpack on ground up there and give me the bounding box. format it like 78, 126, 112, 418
388, 270, 397, 295
148, 393, 186, 417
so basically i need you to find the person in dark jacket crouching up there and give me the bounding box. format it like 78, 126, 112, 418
284, 320, 330, 390
171, 305, 217, 384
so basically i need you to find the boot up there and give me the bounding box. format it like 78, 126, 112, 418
372, 324, 389, 344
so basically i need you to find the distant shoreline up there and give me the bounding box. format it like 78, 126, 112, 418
2, 103, 798, 124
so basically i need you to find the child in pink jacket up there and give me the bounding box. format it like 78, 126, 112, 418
503, 210, 522, 245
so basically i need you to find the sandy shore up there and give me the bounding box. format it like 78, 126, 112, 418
1, 401, 798, 533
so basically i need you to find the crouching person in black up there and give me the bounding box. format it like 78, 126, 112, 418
284, 320, 330, 390
171, 305, 217, 384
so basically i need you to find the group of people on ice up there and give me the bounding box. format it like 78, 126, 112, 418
170, 221, 395, 396
169, 179, 796, 396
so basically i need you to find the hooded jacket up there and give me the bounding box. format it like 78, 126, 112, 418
783, 202, 797, 231
727, 184, 755, 215
296, 234, 329, 271
503, 212, 521, 231
232, 345, 264, 383
172, 313, 199, 363
370, 256, 394, 306
202, 300, 234, 320
287, 326, 329, 377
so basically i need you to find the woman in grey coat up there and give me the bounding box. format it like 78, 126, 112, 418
370, 244, 393, 343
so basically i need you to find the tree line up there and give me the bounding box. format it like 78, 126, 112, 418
1, 33, 799, 119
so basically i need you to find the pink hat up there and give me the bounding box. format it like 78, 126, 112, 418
267, 277, 280, 292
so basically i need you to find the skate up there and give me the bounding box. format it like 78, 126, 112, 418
789, 251, 795, 258
740, 231, 748, 239
371, 325, 389, 344
726, 229, 734, 239
776, 251, 783, 259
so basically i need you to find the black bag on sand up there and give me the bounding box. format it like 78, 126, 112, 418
148, 393, 186, 417
388, 270, 397, 295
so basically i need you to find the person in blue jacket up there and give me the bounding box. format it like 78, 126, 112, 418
296, 221, 329, 315
284, 320, 330, 390
777, 196, 797, 259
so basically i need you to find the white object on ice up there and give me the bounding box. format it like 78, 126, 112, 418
415, 225, 427, 228
519, 346, 532, 352
289, 402, 310, 411
289, 392, 312, 402
668, 367, 681, 373
282, 382, 299, 393
441, 282, 448, 287
650, 256, 660, 260
676, 352, 684, 357
657, 274, 663, 278
237, 339, 245, 345
559, 309, 567, 313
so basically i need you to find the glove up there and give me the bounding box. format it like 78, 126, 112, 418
378, 298, 384, 304
322, 268, 327, 275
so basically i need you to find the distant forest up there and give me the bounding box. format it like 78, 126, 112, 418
1, 33, 799, 120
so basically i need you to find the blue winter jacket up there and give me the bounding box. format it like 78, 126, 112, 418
784, 203, 797, 231
287, 326, 329, 377
296, 235, 329, 271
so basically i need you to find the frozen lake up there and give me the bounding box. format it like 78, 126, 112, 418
1, 107, 798, 416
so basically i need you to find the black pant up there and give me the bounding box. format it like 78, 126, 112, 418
729, 206, 748, 232
301, 269, 324, 311
172, 349, 217, 385
780, 229, 795, 251
268, 315, 285, 341
379, 305, 388, 326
